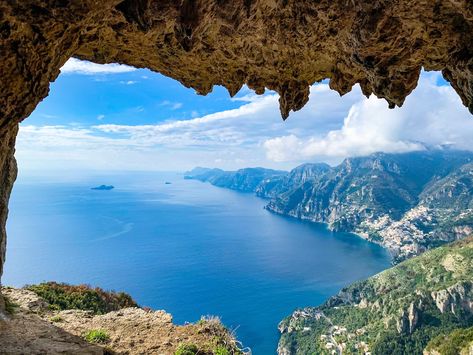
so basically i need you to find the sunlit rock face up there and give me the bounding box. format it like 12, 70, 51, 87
1, 0, 473, 288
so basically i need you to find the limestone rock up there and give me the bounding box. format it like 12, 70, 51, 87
431, 281, 473, 314
0, 286, 243, 355
2, 0, 473, 130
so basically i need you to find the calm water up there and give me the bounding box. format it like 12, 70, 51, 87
3, 172, 391, 354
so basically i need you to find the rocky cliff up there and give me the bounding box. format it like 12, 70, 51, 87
188, 150, 473, 263
277, 236, 473, 355
266, 151, 473, 262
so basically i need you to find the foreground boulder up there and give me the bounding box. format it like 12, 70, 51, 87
0, 284, 245, 354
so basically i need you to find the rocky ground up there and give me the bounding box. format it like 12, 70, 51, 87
0, 287, 244, 354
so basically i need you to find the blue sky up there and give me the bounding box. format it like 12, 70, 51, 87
31, 60, 244, 127
16, 58, 473, 174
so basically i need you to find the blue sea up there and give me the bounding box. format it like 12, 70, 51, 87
3, 172, 391, 354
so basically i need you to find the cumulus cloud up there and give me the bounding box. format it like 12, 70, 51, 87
60, 58, 136, 75
263, 73, 473, 163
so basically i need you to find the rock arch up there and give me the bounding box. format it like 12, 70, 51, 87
1, 0, 473, 297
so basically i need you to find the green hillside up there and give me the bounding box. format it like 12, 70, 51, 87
278, 237, 473, 354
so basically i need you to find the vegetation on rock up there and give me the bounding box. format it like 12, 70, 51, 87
49, 315, 63, 323
278, 237, 473, 354
188, 150, 473, 263
175, 343, 199, 355
425, 326, 473, 355
2, 285, 247, 354
83, 329, 110, 344
4, 295, 18, 314
26, 282, 138, 315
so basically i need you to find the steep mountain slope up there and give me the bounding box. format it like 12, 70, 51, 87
424, 326, 473, 355
255, 163, 331, 199
277, 237, 473, 355
187, 150, 473, 262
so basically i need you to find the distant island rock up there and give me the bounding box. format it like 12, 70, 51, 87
91, 185, 114, 191
165, 182, 172, 185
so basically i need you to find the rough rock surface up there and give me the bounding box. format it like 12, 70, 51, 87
0, 288, 103, 354
2, 0, 473, 300
0, 287, 243, 354
2, 0, 473, 126
0, 125, 17, 290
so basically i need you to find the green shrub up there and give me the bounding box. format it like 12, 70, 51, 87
27, 282, 138, 315
174, 343, 199, 355
4, 296, 18, 314
50, 315, 63, 322
84, 329, 110, 344
214, 345, 230, 355
426, 327, 473, 355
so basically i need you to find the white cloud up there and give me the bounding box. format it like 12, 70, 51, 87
172, 102, 183, 110
60, 58, 136, 75
97, 114, 105, 121
263, 73, 473, 163
160, 100, 184, 110
15, 72, 473, 172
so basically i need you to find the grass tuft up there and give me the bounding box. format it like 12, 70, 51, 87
49, 315, 63, 322
174, 343, 198, 355
84, 329, 110, 344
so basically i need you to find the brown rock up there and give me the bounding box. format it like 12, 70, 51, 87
0, 287, 243, 354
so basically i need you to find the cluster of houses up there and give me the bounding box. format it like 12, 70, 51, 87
319, 326, 371, 355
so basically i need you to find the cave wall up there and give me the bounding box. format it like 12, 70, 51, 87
0, 125, 18, 287
1, 0, 473, 296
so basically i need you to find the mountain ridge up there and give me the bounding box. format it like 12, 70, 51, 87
186, 150, 473, 263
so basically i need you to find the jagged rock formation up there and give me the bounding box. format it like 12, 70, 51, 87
2, 0, 473, 303
3, 0, 473, 125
